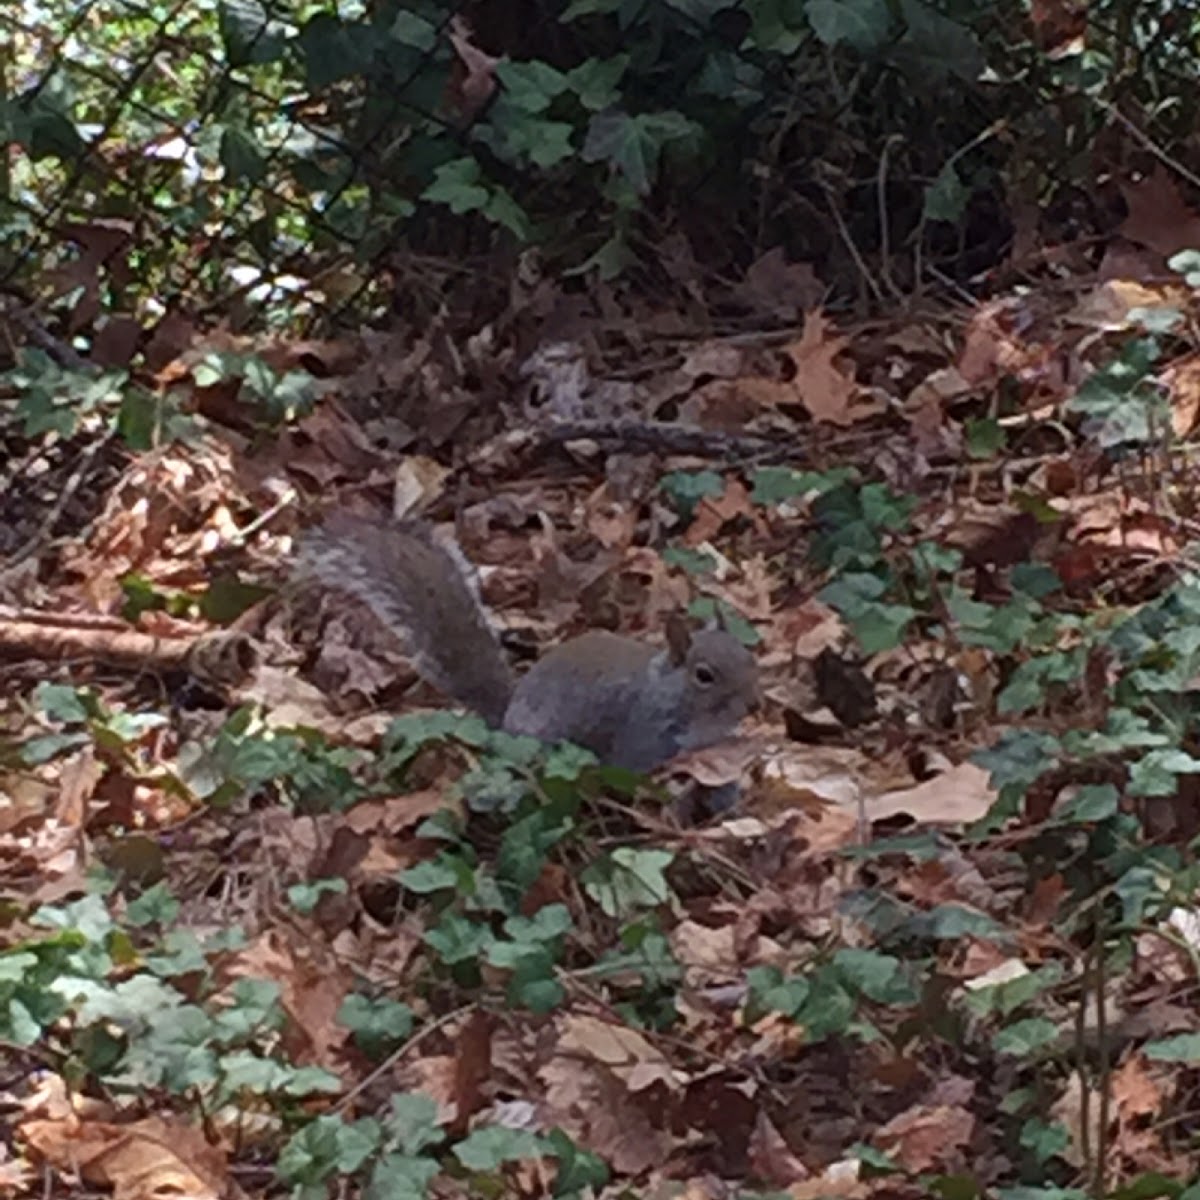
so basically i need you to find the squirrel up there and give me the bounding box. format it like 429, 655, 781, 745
298, 512, 761, 773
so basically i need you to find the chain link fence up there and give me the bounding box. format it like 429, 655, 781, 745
5, 0, 1200, 364
2, 0, 468, 349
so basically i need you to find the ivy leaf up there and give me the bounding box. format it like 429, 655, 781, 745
662, 546, 717, 575
894, 0, 983, 82
423, 913, 495, 966
484, 107, 576, 168
339, 995, 414, 1060
382, 1092, 442, 1156
582, 847, 675, 919
807, 0, 891, 51
299, 15, 377, 89
582, 108, 699, 195
453, 1126, 547, 1170
660, 468, 725, 517
219, 0, 285, 66
1145, 1033, 1200, 1062
1129, 748, 1200, 796
1020, 1119, 1069, 1164
367, 1154, 440, 1200
1054, 783, 1119, 824
496, 60, 570, 113
994, 1017, 1059, 1057
35, 682, 91, 724
746, 0, 810, 53
9, 91, 87, 161
665, 0, 740, 17
388, 10, 437, 50
925, 162, 968, 223
220, 127, 268, 184
834, 948, 918, 1006
747, 965, 809, 1018
544, 1129, 610, 1194
560, 0, 624, 19
422, 158, 489, 214
565, 55, 629, 110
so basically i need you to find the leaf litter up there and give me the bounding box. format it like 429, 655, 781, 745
10, 180, 1200, 1196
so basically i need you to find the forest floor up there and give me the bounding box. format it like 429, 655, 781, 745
5, 170, 1200, 1200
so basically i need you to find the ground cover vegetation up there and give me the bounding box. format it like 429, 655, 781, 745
6, 2, 1200, 1199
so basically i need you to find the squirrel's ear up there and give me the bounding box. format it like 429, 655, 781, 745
665, 613, 693, 664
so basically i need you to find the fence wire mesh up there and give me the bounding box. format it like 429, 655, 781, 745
6, 0, 1200, 357
3, 0, 463, 342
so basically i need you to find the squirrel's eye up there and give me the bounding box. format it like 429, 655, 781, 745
693, 663, 717, 686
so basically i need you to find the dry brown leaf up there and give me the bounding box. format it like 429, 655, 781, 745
538, 1053, 674, 1176
585, 483, 638, 550
0, 1144, 33, 1197
747, 1110, 810, 1186
737, 310, 867, 425
670, 920, 740, 983
449, 1009, 494, 1136
670, 736, 760, 788
446, 16, 500, 118
736, 247, 824, 318
874, 1102, 973, 1172
865, 762, 996, 826
788, 1161, 866, 1200
392, 1054, 458, 1123
393, 456, 451, 517
1051, 1071, 1105, 1168
92, 314, 144, 368
785, 310, 861, 424
345, 790, 457, 835
1164, 353, 1200, 437
1068, 279, 1182, 330
1120, 167, 1200, 260
684, 476, 756, 545
1030, 0, 1086, 54
21, 1116, 234, 1200
680, 341, 746, 379
957, 299, 1032, 384
905, 364, 974, 413
55, 747, 103, 829
1111, 1053, 1164, 1122
761, 745, 865, 811
556, 1014, 678, 1090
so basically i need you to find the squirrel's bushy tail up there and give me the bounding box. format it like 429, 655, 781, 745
298, 512, 514, 725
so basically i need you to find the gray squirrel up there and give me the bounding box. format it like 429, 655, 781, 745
299, 512, 760, 773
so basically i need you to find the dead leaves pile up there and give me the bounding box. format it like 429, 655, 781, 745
12, 166, 1200, 1200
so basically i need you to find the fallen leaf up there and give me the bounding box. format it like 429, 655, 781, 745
1051, 1071, 1105, 1168
447, 15, 500, 119
1120, 167, 1200, 260
1030, 0, 1086, 54
393, 455, 451, 517
21, 1116, 234, 1200
744, 1108, 811, 1185
684, 476, 756, 544
1111, 1053, 1164, 1121
874, 1102, 973, 1172
735, 247, 824, 318
556, 1014, 679, 1090
865, 761, 996, 826
740, 310, 869, 425
1164, 353, 1200, 437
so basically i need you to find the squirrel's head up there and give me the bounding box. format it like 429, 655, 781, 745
665, 614, 761, 728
